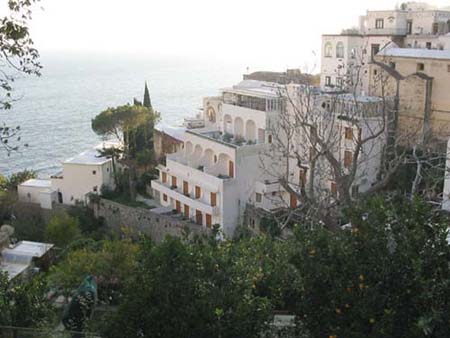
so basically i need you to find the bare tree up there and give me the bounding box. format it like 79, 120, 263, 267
258, 57, 408, 228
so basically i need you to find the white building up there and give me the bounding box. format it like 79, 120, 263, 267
0, 240, 53, 281
320, 2, 450, 94
18, 143, 116, 209
285, 86, 388, 200
151, 80, 291, 236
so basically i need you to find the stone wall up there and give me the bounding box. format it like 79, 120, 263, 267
91, 198, 209, 242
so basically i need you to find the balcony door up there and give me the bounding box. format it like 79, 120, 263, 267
196, 210, 203, 225
176, 200, 181, 213
229, 161, 234, 178
210, 192, 217, 207
290, 193, 297, 209
184, 204, 190, 218
183, 181, 189, 195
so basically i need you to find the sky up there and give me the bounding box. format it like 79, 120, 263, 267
14, 0, 450, 70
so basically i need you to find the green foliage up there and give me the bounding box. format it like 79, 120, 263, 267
290, 194, 450, 338
49, 239, 139, 304
0, 273, 55, 328
67, 203, 106, 239
11, 203, 45, 241
101, 236, 284, 338
4, 169, 37, 191
45, 211, 81, 247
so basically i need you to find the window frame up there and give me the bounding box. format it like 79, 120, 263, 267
336, 42, 345, 58
375, 18, 384, 29
324, 42, 333, 58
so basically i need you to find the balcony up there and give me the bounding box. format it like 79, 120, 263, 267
151, 180, 220, 216
165, 154, 233, 181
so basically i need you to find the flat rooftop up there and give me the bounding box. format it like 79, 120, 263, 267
378, 47, 450, 60
64, 148, 110, 165
223, 80, 285, 99
19, 179, 52, 188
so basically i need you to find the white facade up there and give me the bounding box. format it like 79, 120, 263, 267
18, 144, 115, 208
321, 3, 450, 94
17, 179, 56, 209
151, 80, 289, 236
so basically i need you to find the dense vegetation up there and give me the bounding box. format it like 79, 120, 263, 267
2, 194, 449, 338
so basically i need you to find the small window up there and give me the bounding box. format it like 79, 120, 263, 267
336, 77, 343, 88
163, 194, 168, 202
336, 42, 345, 58
389, 62, 396, 69
406, 20, 412, 34
268, 135, 273, 143
344, 150, 353, 168
93, 186, 98, 192
426, 42, 432, 50
432, 23, 439, 35
324, 42, 333, 57
214, 155, 218, 163
106, 167, 110, 172
344, 127, 353, 140
271, 191, 277, 196
373, 69, 378, 76
256, 193, 262, 203
325, 76, 332, 87
92, 170, 96, 175
417, 63, 425, 71
375, 19, 384, 29
330, 182, 337, 197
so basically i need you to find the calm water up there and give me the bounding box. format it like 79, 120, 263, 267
0, 52, 245, 176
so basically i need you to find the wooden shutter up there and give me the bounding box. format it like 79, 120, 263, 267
183, 181, 189, 195
205, 214, 212, 228
195, 186, 201, 199
229, 161, 234, 178
196, 210, 203, 225
210, 192, 217, 207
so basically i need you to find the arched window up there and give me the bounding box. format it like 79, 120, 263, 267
336, 42, 344, 58
324, 42, 333, 57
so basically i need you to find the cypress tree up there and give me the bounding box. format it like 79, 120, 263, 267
143, 82, 152, 108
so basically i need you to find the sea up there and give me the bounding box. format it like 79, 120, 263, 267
0, 52, 248, 177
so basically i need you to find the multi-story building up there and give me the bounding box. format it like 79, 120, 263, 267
320, 2, 450, 97
151, 80, 292, 236
18, 143, 116, 209
284, 85, 388, 201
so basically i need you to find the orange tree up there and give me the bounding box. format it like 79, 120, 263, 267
289, 194, 450, 338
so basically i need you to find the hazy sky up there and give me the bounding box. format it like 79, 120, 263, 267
20, 0, 450, 70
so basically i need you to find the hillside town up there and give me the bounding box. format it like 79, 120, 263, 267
2, 1, 450, 337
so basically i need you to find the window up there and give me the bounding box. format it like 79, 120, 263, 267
426, 42, 432, 50
93, 186, 98, 192
162, 172, 167, 183
163, 194, 168, 202
206, 214, 212, 228
373, 69, 378, 76
330, 182, 337, 197
344, 127, 353, 140
256, 193, 262, 203
171, 176, 177, 188
324, 42, 333, 57
325, 76, 332, 87
183, 181, 189, 195
214, 155, 217, 163
344, 150, 353, 168
375, 19, 384, 29
106, 168, 109, 172
417, 63, 425, 71
268, 135, 273, 144
92, 170, 96, 175
389, 62, 396, 69
196, 210, 203, 226
432, 23, 439, 35
350, 48, 356, 59
336, 42, 344, 58
195, 186, 201, 199
406, 20, 412, 34
210, 192, 217, 207
336, 77, 343, 88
